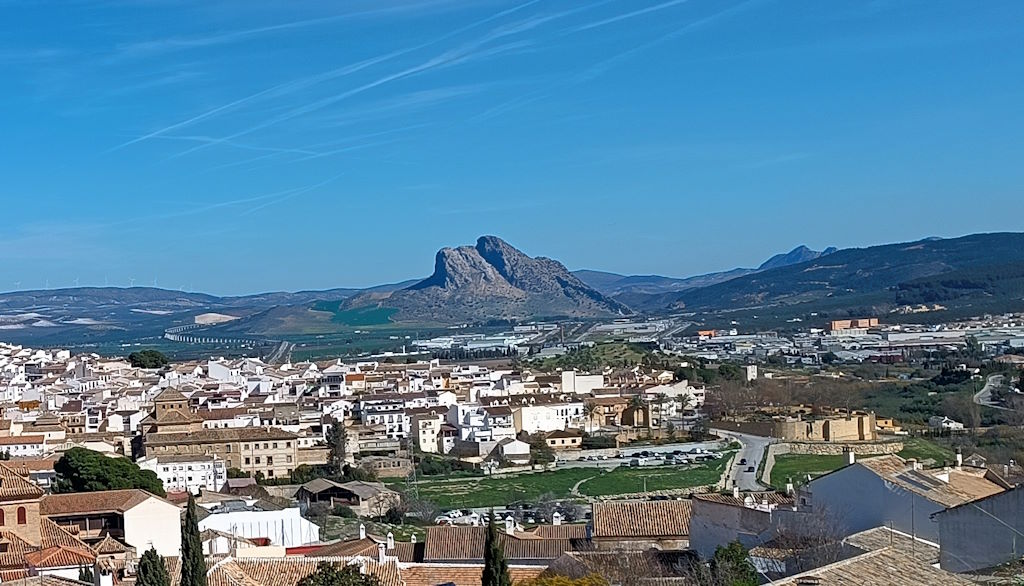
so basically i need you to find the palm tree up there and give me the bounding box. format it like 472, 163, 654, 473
582, 401, 597, 433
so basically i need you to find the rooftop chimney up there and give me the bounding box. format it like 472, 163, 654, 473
377, 542, 386, 563
359, 524, 366, 540
552, 512, 562, 526
785, 478, 794, 496
386, 532, 394, 550
955, 448, 963, 469
411, 534, 417, 544
505, 515, 516, 535
732, 486, 740, 499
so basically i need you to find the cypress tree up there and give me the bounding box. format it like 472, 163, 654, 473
180, 494, 207, 586
137, 547, 171, 586
481, 510, 511, 586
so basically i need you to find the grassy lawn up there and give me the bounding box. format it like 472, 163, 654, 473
405, 458, 732, 508
580, 458, 729, 496
898, 436, 956, 465
768, 454, 864, 490
321, 516, 427, 542
408, 468, 599, 509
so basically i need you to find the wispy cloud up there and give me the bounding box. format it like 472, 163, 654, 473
569, 0, 692, 33
473, 0, 760, 122
109, 0, 480, 61
106, 0, 544, 155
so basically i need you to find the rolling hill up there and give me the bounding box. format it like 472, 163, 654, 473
667, 232, 1024, 317
574, 245, 836, 297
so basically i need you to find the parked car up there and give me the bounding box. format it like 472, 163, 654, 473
746, 466, 755, 473
739, 458, 747, 465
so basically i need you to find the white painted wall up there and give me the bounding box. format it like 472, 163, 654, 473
123, 496, 183, 557
198, 507, 319, 547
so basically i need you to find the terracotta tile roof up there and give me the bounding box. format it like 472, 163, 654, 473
206, 557, 402, 586
0, 462, 45, 501
775, 527, 971, 585
314, 538, 378, 558
400, 564, 545, 586
40, 489, 162, 516
592, 500, 691, 538
0, 435, 44, 445
24, 545, 97, 568
145, 427, 297, 445
528, 524, 589, 540
693, 491, 794, 508
42, 518, 95, 551
91, 534, 131, 555
154, 388, 189, 402
421, 526, 578, 562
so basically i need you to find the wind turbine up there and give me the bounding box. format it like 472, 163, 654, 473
129, 277, 136, 288
73, 277, 80, 287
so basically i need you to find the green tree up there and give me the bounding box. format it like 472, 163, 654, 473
325, 417, 348, 473
128, 349, 170, 369
54, 448, 165, 497
180, 494, 207, 586
295, 562, 382, 586
710, 541, 757, 586
137, 547, 170, 586
527, 434, 555, 465
482, 510, 511, 586
79, 565, 94, 584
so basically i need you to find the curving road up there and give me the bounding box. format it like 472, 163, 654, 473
973, 374, 1011, 411
714, 429, 772, 491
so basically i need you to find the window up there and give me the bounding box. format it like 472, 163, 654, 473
0, 510, 4, 526
286, 455, 292, 464
263, 443, 268, 449
17, 507, 26, 525
267, 470, 274, 477
272, 442, 278, 449
255, 457, 261, 464
266, 456, 273, 465
244, 457, 251, 465
225, 445, 231, 453
286, 442, 291, 448
243, 444, 249, 450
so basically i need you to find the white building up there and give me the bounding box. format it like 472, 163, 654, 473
561, 371, 604, 395
198, 502, 320, 547
928, 416, 965, 431
41, 489, 182, 557
0, 434, 45, 457
139, 454, 227, 494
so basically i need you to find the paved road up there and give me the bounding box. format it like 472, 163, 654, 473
714, 429, 772, 491
973, 374, 1011, 411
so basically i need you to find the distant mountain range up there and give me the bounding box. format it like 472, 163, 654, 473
573, 245, 837, 296
659, 232, 1024, 320
2, 233, 1023, 346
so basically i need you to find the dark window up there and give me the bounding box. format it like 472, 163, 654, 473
0, 510, 4, 525
17, 507, 26, 525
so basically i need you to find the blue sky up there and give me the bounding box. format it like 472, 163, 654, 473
2, 0, 1023, 295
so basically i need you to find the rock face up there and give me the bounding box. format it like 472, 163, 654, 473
758, 245, 837, 271
349, 236, 631, 322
